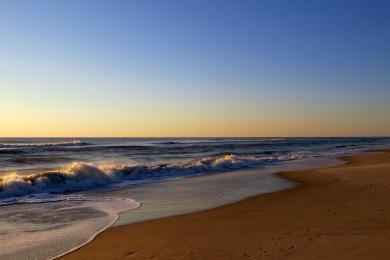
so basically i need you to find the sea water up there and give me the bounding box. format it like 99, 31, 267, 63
0, 137, 389, 259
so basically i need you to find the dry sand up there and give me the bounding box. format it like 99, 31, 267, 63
62, 149, 390, 259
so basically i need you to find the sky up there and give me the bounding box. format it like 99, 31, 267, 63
0, 0, 389, 137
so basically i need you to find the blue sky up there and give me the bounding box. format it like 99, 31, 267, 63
0, 0, 389, 136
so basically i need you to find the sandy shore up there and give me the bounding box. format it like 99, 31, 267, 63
62, 149, 390, 259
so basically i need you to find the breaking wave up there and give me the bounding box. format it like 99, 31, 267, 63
0, 153, 302, 199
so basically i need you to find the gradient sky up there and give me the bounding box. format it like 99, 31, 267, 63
0, 0, 389, 137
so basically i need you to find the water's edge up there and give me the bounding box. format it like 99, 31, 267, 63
52, 199, 140, 260
115, 157, 345, 227
3, 157, 346, 260
54, 157, 345, 260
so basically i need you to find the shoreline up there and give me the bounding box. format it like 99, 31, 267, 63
62, 149, 390, 259
0, 197, 140, 260
1, 156, 340, 260
111, 158, 337, 227
50, 198, 141, 260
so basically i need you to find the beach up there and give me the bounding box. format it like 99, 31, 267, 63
2, 137, 387, 259
62, 149, 390, 259
3, 1, 390, 259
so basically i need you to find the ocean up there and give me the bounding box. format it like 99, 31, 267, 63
1, 137, 390, 202
0, 137, 389, 259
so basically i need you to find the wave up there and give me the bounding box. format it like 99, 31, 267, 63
0, 149, 27, 154
0, 193, 99, 206
0, 153, 302, 200
0, 140, 89, 148
8, 156, 72, 164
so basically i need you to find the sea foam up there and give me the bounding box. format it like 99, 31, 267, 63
0, 196, 140, 260
0, 153, 302, 200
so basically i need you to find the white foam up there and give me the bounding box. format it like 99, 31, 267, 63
0, 196, 140, 260
0, 157, 343, 260
0, 153, 303, 200
0, 140, 85, 148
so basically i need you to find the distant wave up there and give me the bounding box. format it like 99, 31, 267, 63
153, 141, 182, 145
0, 140, 89, 148
0, 149, 26, 154
0, 153, 302, 199
8, 156, 72, 164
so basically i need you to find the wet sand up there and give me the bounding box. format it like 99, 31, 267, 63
62, 149, 390, 259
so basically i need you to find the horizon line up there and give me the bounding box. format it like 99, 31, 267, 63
0, 136, 389, 139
